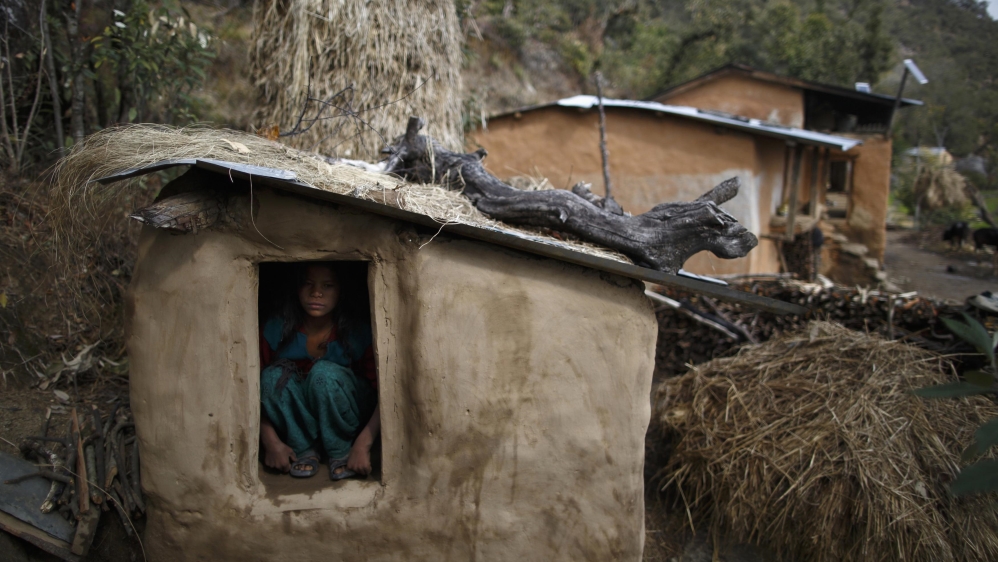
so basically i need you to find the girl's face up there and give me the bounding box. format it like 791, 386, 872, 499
299, 265, 339, 318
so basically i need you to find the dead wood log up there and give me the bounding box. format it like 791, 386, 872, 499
129, 189, 228, 234
383, 117, 757, 273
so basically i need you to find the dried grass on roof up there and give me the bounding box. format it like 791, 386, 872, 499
652, 321, 998, 562
48, 124, 629, 264
250, 0, 463, 161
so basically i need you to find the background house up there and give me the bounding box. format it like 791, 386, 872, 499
468, 65, 921, 280
651, 64, 923, 267
467, 96, 860, 277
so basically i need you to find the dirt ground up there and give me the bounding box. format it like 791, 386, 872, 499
883, 228, 998, 303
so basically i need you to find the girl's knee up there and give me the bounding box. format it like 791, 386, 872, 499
307, 361, 353, 393
260, 365, 285, 399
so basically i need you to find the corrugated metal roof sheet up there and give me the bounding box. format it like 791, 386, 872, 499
553, 95, 863, 151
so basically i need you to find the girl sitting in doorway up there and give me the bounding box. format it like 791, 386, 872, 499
259, 262, 379, 480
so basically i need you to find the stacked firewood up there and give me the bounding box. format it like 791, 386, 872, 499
653, 278, 975, 379
11, 403, 144, 538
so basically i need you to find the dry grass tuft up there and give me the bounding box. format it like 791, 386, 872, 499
914, 166, 969, 211
652, 321, 998, 562
48, 124, 629, 264
250, 0, 463, 161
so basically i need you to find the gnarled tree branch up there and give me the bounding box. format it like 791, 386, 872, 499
383, 116, 757, 273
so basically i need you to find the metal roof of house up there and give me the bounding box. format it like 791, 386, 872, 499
490, 95, 863, 152
97, 158, 806, 315
650, 63, 924, 108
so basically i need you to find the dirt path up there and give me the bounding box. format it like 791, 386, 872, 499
883, 229, 998, 303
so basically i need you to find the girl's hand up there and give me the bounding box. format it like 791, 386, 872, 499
263, 439, 297, 473
347, 436, 372, 476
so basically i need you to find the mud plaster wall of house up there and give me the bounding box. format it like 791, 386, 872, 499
468, 106, 782, 275
841, 135, 891, 262
653, 74, 891, 263
125, 186, 657, 562
654, 73, 805, 128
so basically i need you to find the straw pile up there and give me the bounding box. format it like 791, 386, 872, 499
652, 321, 998, 562
914, 166, 969, 211
250, 0, 463, 161
48, 124, 629, 264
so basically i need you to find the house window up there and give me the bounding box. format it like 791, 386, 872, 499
256, 261, 381, 492
826, 160, 852, 219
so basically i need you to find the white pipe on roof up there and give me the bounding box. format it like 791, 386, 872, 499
555, 95, 862, 152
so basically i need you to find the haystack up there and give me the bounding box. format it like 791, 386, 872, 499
914, 166, 969, 211
48, 125, 629, 264
652, 321, 998, 562
250, 0, 463, 161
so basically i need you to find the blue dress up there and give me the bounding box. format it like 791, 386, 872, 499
259, 318, 377, 459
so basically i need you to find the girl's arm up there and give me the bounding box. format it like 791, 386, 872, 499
347, 405, 380, 476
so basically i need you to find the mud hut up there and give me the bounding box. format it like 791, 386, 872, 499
51, 126, 799, 561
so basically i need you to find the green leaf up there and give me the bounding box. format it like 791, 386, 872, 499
942, 314, 996, 363
962, 418, 998, 461
951, 459, 998, 497
913, 381, 992, 398
965, 370, 996, 388
127, 107, 137, 122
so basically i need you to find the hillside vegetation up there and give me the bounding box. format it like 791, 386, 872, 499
460, 0, 998, 178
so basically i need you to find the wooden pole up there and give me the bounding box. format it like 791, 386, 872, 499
785, 143, 803, 242
40, 0, 64, 154
594, 71, 613, 201
886, 67, 910, 137
71, 408, 89, 514
809, 146, 820, 219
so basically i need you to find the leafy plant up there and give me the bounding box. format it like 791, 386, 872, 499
914, 312, 998, 497
90, 2, 214, 125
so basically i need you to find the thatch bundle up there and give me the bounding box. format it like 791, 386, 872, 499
250, 0, 463, 161
653, 321, 998, 562
48, 125, 628, 264
914, 166, 969, 211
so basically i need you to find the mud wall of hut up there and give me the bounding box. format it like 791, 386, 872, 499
126, 187, 657, 561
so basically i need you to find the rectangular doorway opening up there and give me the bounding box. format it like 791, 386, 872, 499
256, 261, 381, 494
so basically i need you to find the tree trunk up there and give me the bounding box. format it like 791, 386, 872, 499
65, 0, 85, 145
89, 59, 107, 129
41, 0, 65, 154
383, 117, 758, 273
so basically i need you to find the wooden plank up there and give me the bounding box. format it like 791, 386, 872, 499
0, 510, 79, 562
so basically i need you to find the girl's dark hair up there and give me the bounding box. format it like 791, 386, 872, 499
272, 261, 369, 355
